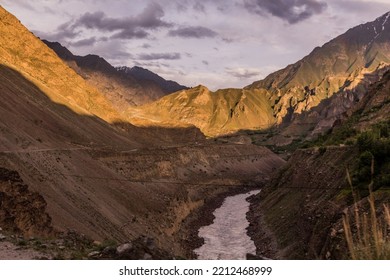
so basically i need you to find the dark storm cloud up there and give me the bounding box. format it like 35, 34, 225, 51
244, 0, 327, 24
137, 52, 181, 60
168, 26, 218, 38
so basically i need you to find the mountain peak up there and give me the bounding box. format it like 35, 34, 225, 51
0, 7, 122, 122
116, 65, 188, 94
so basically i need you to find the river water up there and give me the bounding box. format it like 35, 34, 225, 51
194, 190, 260, 260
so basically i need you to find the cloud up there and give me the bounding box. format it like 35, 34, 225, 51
69, 36, 97, 47
244, 0, 327, 24
176, 2, 188, 12
133, 61, 172, 70
137, 52, 181, 60
110, 29, 149, 39
41, 2, 172, 42
327, 0, 390, 15
141, 43, 152, 49
193, 2, 206, 13
75, 2, 172, 39
35, 21, 81, 41
2, 0, 36, 11
168, 26, 218, 38
76, 3, 171, 31
72, 40, 133, 64
225, 67, 262, 79
222, 37, 234, 43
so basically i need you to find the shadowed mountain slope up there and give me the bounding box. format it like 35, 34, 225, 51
117, 66, 188, 95
0, 7, 123, 123
44, 41, 187, 110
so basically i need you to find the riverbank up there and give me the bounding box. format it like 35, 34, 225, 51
177, 185, 263, 259
247, 194, 280, 259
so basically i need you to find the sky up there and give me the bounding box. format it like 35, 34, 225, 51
2, 0, 390, 90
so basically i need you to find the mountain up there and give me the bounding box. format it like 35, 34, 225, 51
0, 9, 123, 123
129, 85, 275, 136
117, 66, 188, 94
248, 69, 390, 259
0, 5, 284, 259
130, 12, 390, 137
246, 11, 390, 120
43, 40, 186, 110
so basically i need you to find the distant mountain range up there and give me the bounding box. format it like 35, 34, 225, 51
43, 40, 187, 110
129, 12, 390, 137
116, 66, 188, 95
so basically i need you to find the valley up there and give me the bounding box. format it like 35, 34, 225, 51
0, 4, 389, 260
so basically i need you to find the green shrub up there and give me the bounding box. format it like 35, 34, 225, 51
357, 131, 375, 152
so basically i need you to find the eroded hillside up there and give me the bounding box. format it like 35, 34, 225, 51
248, 69, 390, 260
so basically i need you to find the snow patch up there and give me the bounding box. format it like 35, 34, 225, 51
382, 12, 390, 31
368, 12, 390, 47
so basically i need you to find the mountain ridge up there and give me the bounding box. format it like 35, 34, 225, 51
43, 40, 187, 109
128, 11, 390, 137
116, 65, 188, 94
0, 6, 124, 123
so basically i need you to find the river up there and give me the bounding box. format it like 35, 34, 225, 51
194, 190, 260, 260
